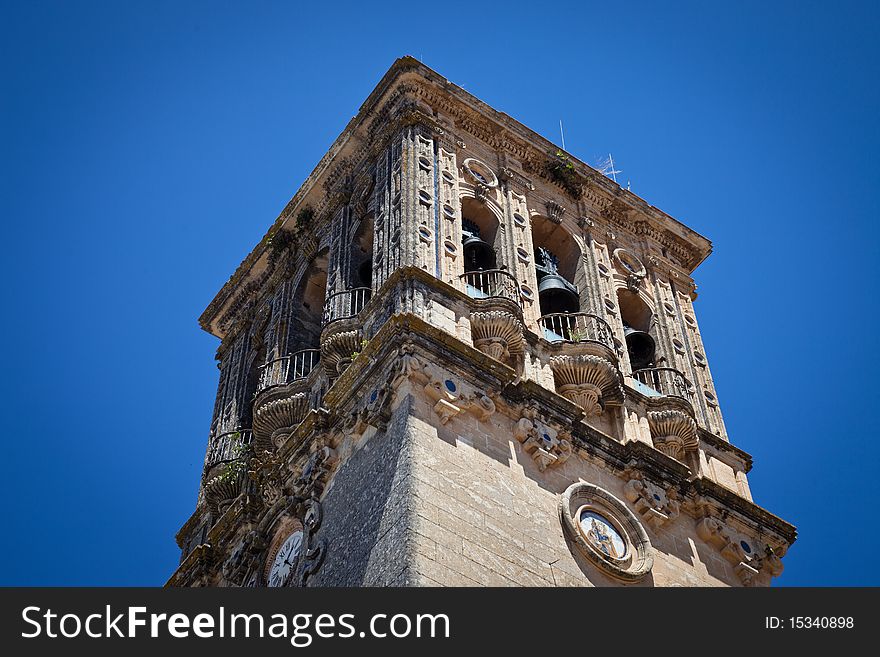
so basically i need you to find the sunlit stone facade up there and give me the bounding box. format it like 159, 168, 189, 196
168, 57, 795, 588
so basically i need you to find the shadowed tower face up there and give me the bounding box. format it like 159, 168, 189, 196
169, 57, 795, 588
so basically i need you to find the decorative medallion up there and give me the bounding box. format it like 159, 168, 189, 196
462, 158, 498, 188
559, 482, 653, 581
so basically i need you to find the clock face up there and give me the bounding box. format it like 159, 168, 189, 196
268, 530, 303, 587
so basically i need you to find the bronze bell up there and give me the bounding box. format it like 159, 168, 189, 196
537, 274, 580, 314
624, 325, 656, 369
462, 233, 496, 271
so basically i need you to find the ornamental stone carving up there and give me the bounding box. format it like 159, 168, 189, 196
222, 530, 267, 587
470, 309, 524, 362
253, 389, 310, 451
513, 414, 571, 471
423, 375, 496, 426
559, 482, 653, 582
646, 408, 698, 462
549, 346, 625, 416
295, 499, 327, 586
695, 514, 784, 586
320, 329, 362, 376
622, 466, 681, 529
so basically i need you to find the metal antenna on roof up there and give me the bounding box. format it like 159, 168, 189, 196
597, 153, 622, 184
559, 120, 566, 150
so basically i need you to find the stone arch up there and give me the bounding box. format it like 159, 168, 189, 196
290, 248, 329, 353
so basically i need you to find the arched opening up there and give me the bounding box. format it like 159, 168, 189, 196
616, 289, 656, 370
291, 249, 329, 353
461, 197, 498, 272
531, 216, 580, 316
349, 215, 374, 289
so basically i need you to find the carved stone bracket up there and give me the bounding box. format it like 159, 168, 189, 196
253, 386, 310, 452
470, 309, 524, 363
646, 409, 698, 462
549, 350, 625, 416
545, 200, 565, 224
320, 328, 362, 376
513, 414, 571, 471
406, 355, 497, 426
695, 514, 785, 586
622, 466, 681, 529
248, 450, 291, 508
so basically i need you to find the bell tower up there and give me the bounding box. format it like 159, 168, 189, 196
169, 57, 795, 588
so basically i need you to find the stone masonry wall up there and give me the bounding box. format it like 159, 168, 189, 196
403, 391, 746, 587
308, 397, 418, 586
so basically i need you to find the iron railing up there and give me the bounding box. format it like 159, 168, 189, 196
539, 312, 615, 350
460, 269, 521, 306
205, 429, 253, 471
258, 349, 320, 391
323, 287, 372, 325
632, 367, 693, 401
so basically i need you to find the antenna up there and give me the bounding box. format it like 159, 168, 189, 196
559, 120, 566, 150
597, 153, 622, 184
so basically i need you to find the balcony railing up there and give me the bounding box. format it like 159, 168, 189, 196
205, 429, 253, 471
323, 287, 372, 325
460, 269, 521, 307
632, 367, 693, 401
539, 312, 615, 350
258, 349, 320, 391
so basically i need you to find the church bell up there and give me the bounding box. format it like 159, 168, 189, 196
462, 220, 496, 271
537, 274, 580, 314
623, 325, 656, 370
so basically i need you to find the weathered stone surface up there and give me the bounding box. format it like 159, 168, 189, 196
169, 58, 795, 589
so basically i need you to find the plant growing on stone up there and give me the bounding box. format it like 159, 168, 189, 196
548, 150, 582, 198
350, 338, 370, 360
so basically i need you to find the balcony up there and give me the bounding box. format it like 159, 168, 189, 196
323, 287, 372, 325
253, 350, 320, 451
203, 429, 252, 513
544, 313, 624, 417
460, 269, 521, 306
320, 287, 372, 376
460, 269, 524, 365
631, 367, 697, 463
632, 367, 693, 402
258, 349, 321, 392
539, 312, 615, 350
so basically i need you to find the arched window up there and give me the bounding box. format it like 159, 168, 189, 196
531, 216, 580, 316
292, 249, 329, 353
616, 289, 656, 370
460, 197, 499, 272
349, 215, 374, 289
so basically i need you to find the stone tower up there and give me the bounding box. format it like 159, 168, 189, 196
168, 57, 795, 588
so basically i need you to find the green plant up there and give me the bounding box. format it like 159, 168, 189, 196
350, 338, 370, 360
547, 150, 582, 198
267, 228, 294, 264
214, 435, 251, 484
295, 206, 315, 230
568, 328, 590, 342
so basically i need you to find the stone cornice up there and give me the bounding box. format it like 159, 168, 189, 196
199, 56, 713, 339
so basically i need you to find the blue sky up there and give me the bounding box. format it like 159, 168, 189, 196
2, 1, 877, 586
